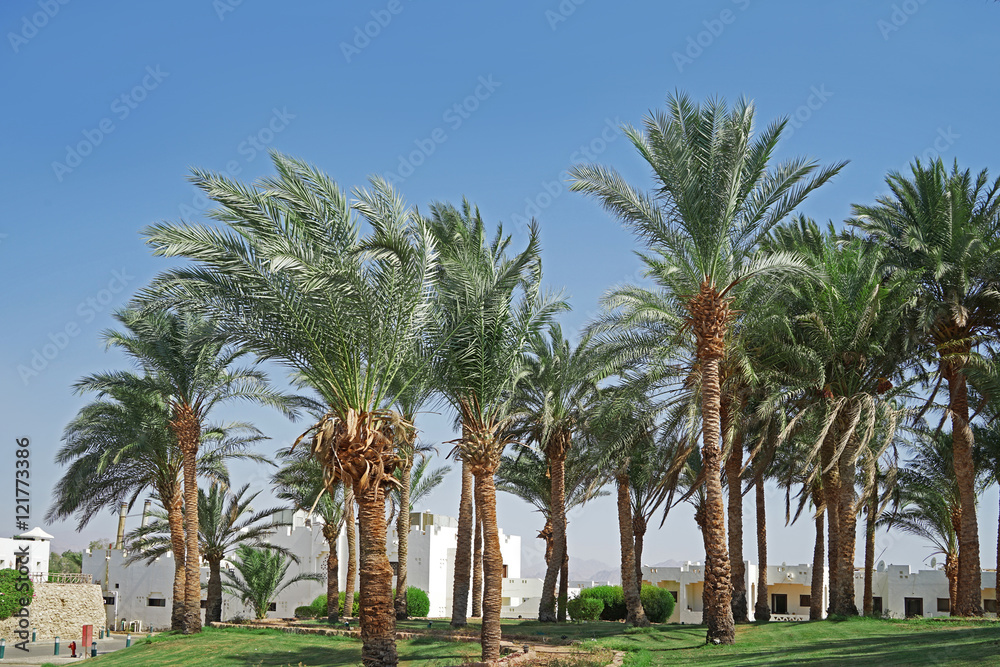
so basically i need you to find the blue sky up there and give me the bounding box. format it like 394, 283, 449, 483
3, 0, 998, 575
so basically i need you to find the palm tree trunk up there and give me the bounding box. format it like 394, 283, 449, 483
946, 551, 959, 612
616, 471, 649, 627
474, 471, 503, 662
207, 558, 223, 624
355, 482, 397, 667
174, 406, 202, 634
633, 515, 646, 595
394, 458, 412, 621
810, 503, 825, 621
472, 513, 483, 617
944, 361, 984, 616
698, 353, 735, 643
323, 524, 340, 623
726, 426, 748, 623
558, 549, 568, 623
167, 487, 187, 631
821, 427, 841, 616
344, 484, 357, 618
754, 473, 770, 623
451, 459, 475, 627
863, 491, 876, 617
539, 448, 567, 623
834, 438, 859, 617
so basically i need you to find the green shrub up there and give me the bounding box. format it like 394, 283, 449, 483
580, 585, 626, 621
0, 569, 33, 621
567, 595, 604, 621
310, 593, 360, 618
406, 587, 430, 617
639, 585, 675, 623
293, 605, 316, 619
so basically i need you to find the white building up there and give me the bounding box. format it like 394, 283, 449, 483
0, 527, 52, 580
83, 509, 524, 629
642, 561, 997, 623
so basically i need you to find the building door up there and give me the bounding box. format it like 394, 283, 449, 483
771, 593, 788, 614
904, 597, 924, 617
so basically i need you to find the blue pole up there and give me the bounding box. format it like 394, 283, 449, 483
54, 637, 60, 656
1, 637, 7, 659
31, 629, 36, 643
125, 633, 131, 648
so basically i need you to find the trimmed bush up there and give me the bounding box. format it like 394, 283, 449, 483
294, 605, 316, 619
640, 585, 676, 623
406, 587, 430, 617
0, 569, 33, 621
309, 592, 359, 619
580, 585, 626, 621
567, 595, 604, 621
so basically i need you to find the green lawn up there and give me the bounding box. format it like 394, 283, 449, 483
53, 617, 1000, 667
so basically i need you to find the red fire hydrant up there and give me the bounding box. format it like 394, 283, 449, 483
69, 640, 78, 658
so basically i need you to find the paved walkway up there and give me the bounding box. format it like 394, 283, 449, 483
0, 634, 137, 666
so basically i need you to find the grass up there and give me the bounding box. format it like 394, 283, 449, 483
52, 616, 1000, 666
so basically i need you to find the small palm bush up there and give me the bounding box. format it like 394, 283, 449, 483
222, 545, 322, 619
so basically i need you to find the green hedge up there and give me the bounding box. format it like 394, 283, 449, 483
0, 569, 33, 621
567, 595, 604, 621
293, 605, 316, 619
640, 585, 676, 623
310, 587, 430, 618
579, 585, 626, 621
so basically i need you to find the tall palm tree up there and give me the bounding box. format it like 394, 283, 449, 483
126, 483, 292, 623
571, 93, 844, 642
143, 154, 438, 665
82, 306, 297, 633
47, 377, 266, 631
853, 158, 1000, 616
429, 200, 563, 660
272, 448, 348, 622
497, 436, 607, 616
222, 544, 322, 620
509, 324, 600, 622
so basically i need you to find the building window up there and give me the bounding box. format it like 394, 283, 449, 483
115, 583, 119, 589
668, 591, 678, 602
200, 599, 208, 609
103, 596, 115, 606
985, 599, 998, 614
147, 598, 166, 607
800, 595, 811, 608
389, 561, 398, 577
268, 602, 277, 612
502, 564, 508, 578
937, 598, 950, 612
872, 597, 882, 614
904, 597, 924, 617
771, 594, 788, 615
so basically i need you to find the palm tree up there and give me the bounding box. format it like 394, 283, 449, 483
223, 544, 322, 620
853, 158, 1000, 616
496, 437, 607, 616
761, 220, 914, 616
509, 324, 600, 622
428, 200, 563, 660
126, 483, 292, 623
144, 154, 439, 665
571, 93, 845, 642
46, 378, 265, 631
82, 306, 297, 633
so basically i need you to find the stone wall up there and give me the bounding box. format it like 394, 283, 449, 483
0, 583, 106, 642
